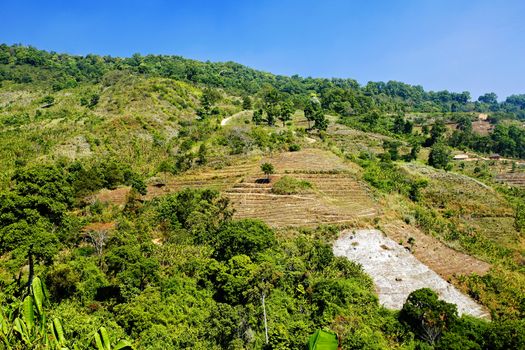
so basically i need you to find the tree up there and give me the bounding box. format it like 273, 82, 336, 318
304, 95, 321, 129
262, 87, 281, 126
478, 92, 498, 105
260, 163, 274, 181
393, 114, 405, 134
40, 95, 55, 107
456, 115, 473, 133
362, 110, 381, 129
213, 219, 275, 261
382, 140, 401, 161
399, 288, 458, 345
199, 87, 221, 118
157, 188, 232, 243
428, 142, 452, 170
427, 120, 447, 146
312, 109, 328, 131
242, 95, 252, 110
403, 119, 414, 134
278, 100, 294, 126
0, 166, 74, 283
197, 143, 208, 165
406, 141, 421, 161
252, 109, 263, 125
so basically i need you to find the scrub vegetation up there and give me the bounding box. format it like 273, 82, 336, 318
1, 44, 525, 349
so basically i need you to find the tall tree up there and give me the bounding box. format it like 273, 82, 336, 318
304, 95, 321, 129
278, 100, 294, 126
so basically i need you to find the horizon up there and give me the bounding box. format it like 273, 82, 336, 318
1, 0, 524, 100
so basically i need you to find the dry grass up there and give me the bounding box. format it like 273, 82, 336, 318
94, 148, 379, 227
382, 220, 491, 279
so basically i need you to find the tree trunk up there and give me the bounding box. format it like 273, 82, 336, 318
262, 291, 269, 345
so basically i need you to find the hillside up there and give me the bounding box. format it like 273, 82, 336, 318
1, 45, 525, 349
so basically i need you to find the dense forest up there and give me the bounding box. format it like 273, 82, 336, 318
0, 44, 525, 349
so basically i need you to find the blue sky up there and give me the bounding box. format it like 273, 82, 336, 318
1, 0, 524, 99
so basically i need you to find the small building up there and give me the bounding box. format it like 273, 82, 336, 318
453, 154, 469, 161
489, 153, 501, 160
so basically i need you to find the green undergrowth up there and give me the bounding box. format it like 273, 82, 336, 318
271, 175, 313, 195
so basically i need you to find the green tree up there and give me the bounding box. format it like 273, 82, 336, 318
242, 95, 252, 110
260, 163, 274, 181
278, 100, 294, 126
213, 219, 275, 261
406, 141, 421, 161
197, 143, 208, 165
478, 92, 498, 105
40, 95, 55, 107
515, 203, 525, 233
362, 110, 381, 129
0, 166, 74, 285
304, 95, 321, 129
400, 288, 458, 345
428, 142, 451, 170
392, 114, 405, 134
383, 140, 402, 161
427, 119, 447, 146
252, 109, 263, 125
262, 87, 281, 126
312, 109, 328, 131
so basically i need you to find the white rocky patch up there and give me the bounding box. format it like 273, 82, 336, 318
333, 229, 490, 319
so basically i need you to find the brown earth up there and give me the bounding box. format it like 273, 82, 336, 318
94, 148, 379, 227
472, 120, 493, 135
382, 221, 491, 280
495, 171, 525, 188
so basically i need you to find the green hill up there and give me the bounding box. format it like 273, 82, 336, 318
0, 44, 524, 349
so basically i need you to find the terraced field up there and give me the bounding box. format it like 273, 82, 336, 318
495, 171, 525, 188
226, 149, 378, 227
95, 148, 379, 227
382, 221, 491, 279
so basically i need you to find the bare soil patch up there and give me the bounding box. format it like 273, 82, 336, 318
382, 221, 491, 279
334, 229, 490, 319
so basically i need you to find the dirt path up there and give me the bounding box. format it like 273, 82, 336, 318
221, 110, 250, 126
334, 229, 490, 319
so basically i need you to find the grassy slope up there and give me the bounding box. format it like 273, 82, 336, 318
1, 68, 524, 323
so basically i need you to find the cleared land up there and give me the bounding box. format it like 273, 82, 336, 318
96, 148, 379, 227
334, 229, 490, 319
382, 221, 491, 279
496, 171, 525, 188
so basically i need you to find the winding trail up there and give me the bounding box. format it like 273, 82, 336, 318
221, 110, 251, 126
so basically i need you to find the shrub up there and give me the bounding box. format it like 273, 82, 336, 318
288, 143, 301, 152
213, 219, 275, 261
271, 176, 312, 195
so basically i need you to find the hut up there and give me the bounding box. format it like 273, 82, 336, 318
453, 154, 469, 161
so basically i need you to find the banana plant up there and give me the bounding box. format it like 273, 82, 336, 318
94, 327, 132, 350
1, 277, 133, 350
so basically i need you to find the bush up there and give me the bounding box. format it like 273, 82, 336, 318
288, 143, 301, 152
271, 176, 312, 195
213, 219, 275, 261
